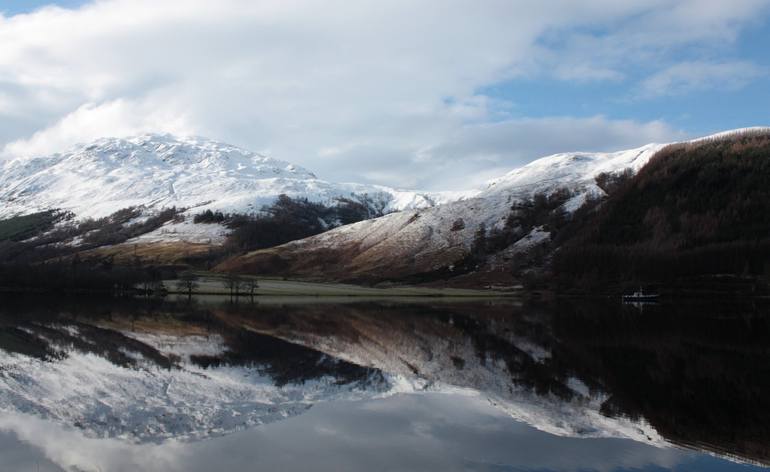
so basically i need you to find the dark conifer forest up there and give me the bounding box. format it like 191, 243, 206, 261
553, 131, 770, 292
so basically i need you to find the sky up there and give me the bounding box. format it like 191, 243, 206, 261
0, 0, 768, 190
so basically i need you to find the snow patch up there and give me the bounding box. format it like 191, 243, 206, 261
129, 217, 229, 244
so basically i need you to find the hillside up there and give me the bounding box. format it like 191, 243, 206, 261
215, 142, 665, 284
553, 129, 770, 292
0, 134, 474, 268
218, 129, 770, 290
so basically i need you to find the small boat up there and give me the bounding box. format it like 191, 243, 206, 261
622, 287, 659, 301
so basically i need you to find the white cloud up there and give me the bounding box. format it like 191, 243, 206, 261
2, 98, 193, 158
329, 116, 683, 190
0, 0, 767, 189
638, 61, 767, 98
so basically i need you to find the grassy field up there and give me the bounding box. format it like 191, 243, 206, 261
165, 273, 518, 298
84, 241, 214, 264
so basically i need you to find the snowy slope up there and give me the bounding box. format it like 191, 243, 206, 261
222, 128, 766, 279
480, 143, 663, 200
0, 134, 467, 221
3, 128, 762, 250
219, 142, 666, 279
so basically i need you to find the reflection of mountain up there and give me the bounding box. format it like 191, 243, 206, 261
209, 300, 770, 466
0, 299, 388, 443
0, 297, 769, 466
214, 302, 663, 443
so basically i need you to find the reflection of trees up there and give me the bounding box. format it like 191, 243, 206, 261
551, 300, 770, 465
2, 296, 769, 464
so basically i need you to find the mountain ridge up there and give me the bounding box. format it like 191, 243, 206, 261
216, 127, 770, 287
0, 133, 466, 221
2, 127, 768, 285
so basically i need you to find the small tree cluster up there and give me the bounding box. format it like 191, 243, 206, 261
221, 273, 259, 298
193, 210, 226, 224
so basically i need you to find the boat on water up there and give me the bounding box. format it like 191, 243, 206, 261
622, 287, 660, 301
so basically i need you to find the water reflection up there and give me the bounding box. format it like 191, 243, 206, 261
0, 296, 769, 471
0, 394, 703, 472
0, 297, 386, 443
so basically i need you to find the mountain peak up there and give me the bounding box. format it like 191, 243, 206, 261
63, 134, 318, 180
0, 134, 441, 220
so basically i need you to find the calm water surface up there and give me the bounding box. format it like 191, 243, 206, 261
0, 296, 768, 471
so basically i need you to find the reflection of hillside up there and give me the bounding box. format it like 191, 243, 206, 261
213, 302, 660, 443
214, 302, 568, 396
0, 296, 388, 443
551, 300, 770, 466
214, 300, 770, 466
0, 296, 380, 386
0, 296, 769, 465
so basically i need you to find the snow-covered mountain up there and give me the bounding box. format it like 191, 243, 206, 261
217, 142, 665, 281
218, 128, 769, 282
0, 134, 466, 221
3, 128, 765, 259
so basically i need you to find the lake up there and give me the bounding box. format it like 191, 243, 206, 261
0, 295, 768, 471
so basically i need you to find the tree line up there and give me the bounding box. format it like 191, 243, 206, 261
194, 193, 389, 253
0, 206, 184, 294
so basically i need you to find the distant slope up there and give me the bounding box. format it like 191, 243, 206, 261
216, 142, 667, 284
479, 143, 661, 204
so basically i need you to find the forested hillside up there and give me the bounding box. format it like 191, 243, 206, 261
553, 130, 770, 292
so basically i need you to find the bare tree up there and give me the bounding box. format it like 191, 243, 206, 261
150, 280, 167, 297
175, 272, 200, 298
223, 273, 243, 298
243, 278, 259, 300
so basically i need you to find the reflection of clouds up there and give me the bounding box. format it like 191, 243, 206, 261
0, 430, 64, 472
0, 394, 697, 472
0, 413, 186, 471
